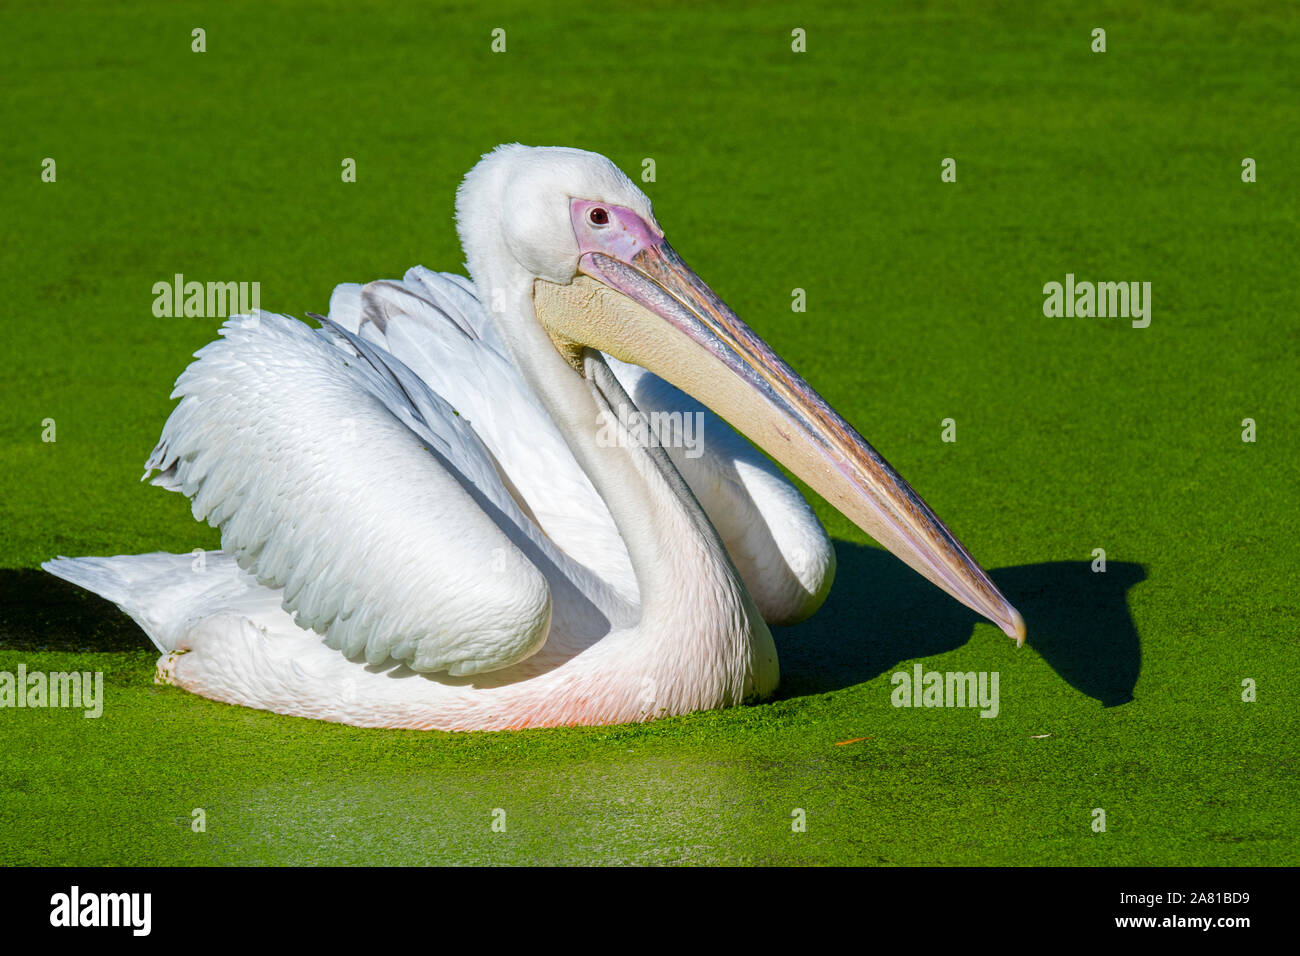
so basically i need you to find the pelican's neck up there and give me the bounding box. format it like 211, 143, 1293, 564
466, 255, 778, 706
485, 271, 719, 609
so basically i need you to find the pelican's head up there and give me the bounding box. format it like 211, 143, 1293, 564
457, 144, 1026, 644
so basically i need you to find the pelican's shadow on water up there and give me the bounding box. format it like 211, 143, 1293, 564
775, 545, 1145, 707
0, 568, 148, 653
1, 551, 1145, 708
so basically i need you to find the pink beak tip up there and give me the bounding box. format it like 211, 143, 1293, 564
1003, 607, 1027, 646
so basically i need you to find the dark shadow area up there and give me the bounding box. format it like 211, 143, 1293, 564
0, 568, 149, 653
775, 544, 1144, 707
2, 550, 1144, 707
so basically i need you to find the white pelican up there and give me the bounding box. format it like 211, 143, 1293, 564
46, 145, 1024, 731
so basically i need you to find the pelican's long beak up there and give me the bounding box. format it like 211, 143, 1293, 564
535, 236, 1025, 644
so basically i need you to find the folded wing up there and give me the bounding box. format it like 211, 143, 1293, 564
145, 312, 554, 677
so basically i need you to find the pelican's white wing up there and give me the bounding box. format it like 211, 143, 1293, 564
327, 268, 638, 600
144, 312, 556, 677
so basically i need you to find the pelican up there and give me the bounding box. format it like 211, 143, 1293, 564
45, 145, 1025, 731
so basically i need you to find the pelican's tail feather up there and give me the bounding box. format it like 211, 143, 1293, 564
42, 551, 274, 653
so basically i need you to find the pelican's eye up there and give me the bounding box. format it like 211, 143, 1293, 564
588, 207, 609, 226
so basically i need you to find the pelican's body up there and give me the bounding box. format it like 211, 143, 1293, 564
46, 146, 1024, 730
